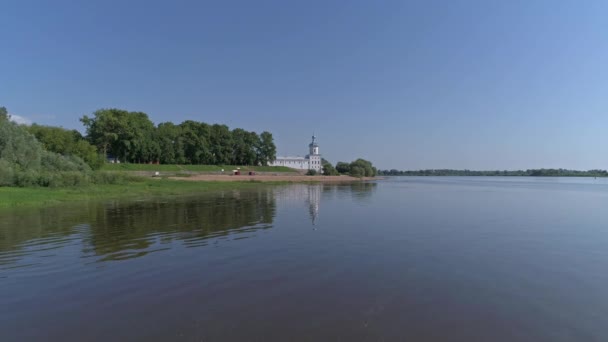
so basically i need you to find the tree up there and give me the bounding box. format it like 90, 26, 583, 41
335, 162, 350, 174
81, 109, 156, 163
322, 158, 339, 175
157, 122, 185, 164
231, 128, 256, 165
349, 158, 376, 177
210, 124, 233, 165
27, 124, 104, 169
258, 131, 277, 165
81, 109, 128, 161
0, 106, 8, 121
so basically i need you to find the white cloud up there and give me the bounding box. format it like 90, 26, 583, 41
8, 114, 32, 125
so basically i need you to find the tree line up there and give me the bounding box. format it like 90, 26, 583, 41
0, 105, 278, 187
81, 108, 277, 165
378, 169, 608, 177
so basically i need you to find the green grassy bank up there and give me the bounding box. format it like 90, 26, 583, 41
101, 163, 296, 173
0, 179, 284, 209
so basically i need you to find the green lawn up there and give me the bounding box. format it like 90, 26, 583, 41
100, 163, 296, 173
0, 179, 285, 209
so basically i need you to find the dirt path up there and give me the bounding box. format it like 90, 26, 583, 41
168, 174, 378, 182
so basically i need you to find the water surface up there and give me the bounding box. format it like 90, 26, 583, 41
2, 178, 608, 341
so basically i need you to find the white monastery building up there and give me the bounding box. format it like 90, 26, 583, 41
269, 135, 323, 172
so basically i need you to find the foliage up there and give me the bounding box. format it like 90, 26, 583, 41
321, 158, 339, 176
27, 124, 104, 169
0, 106, 8, 121
81, 108, 276, 166
258, 132, 277, 164
0, 117, 42, 171
335, 162, 350, 174
0, 118, 94, 187
306, 169, 318, 176
348, 159, 376, 178
377, 169, 608, 177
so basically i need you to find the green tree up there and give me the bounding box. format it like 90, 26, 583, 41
210, 124, 233, 165
231, 128, 256, 165
321, 158, 339, 175
348, 159, 376, 177
257, 131, 277, 165
335, 162, 350, 174
27, 124, 103, 169
0, 106, 8, 121
180, 120, 213, 164
81, 109, 156, 163
157, 122, 185, 164
81, 109, 129, 161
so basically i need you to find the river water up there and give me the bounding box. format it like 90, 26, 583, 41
2, 177, 608, 341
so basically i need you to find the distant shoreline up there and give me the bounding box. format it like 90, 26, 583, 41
378, 169, 608, 177
380, 175, 606, 177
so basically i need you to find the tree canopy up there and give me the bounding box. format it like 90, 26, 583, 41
334, 159, 376, 177
27, 124, 104, 169
80, 108, 277, 165
0, 107, 8, 121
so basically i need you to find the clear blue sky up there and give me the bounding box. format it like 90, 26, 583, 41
2, 0, 607, 170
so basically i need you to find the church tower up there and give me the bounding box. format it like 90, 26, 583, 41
308, 135, 322, 171
309, 135, 320, 155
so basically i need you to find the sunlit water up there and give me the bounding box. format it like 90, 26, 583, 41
3, 177, 608, 341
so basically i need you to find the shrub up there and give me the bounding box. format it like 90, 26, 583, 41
335, 162, 350, 174
349, 159, 376, 177
306, 169, 317, 176
41, 151, 91, 172
0, 160, 15, 186
91, 172, 143, 185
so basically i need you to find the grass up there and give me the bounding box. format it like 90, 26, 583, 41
0, 179, 286, 209
101, 163, 297, 173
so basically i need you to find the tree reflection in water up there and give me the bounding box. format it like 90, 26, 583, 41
0, 182, 377, 270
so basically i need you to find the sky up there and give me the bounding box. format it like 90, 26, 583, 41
2, 0, 607, 170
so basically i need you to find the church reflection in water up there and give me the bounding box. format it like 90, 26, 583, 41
272, 184, 322, 226
0, 182, 376, 268
272, 182, 377, 226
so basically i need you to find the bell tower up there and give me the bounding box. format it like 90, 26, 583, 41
308, 134, 322, 172
309, 135, 319, 155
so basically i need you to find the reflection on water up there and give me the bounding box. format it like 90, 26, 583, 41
0, 183, 376, 272
1, 188, 276, 269
13, 179, 608, 341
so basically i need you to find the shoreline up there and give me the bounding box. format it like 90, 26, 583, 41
0, 176, 380, 209
169, 174, 378, 182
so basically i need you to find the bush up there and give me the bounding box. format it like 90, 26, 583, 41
91, 172, 143, 185
335, 162, 350, 174
13, 169, 41, 187
346, 158, 376, 178
41, 151, 91, 172
0, 160, 15, 186
321, 159, 339, 176
37, 171, 90, 187
306, 169, 318, 176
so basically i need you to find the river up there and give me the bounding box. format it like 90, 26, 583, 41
2, 177, 608, 341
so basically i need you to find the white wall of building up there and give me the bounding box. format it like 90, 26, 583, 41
269, 136, 323, 172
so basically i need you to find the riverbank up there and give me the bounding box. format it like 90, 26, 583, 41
0, 176, 379, 208
101, 163, 297, 173
0, 179, 286, 209
170, 174, 378, 182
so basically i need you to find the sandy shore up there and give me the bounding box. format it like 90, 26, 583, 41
169, 174, 378, 182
